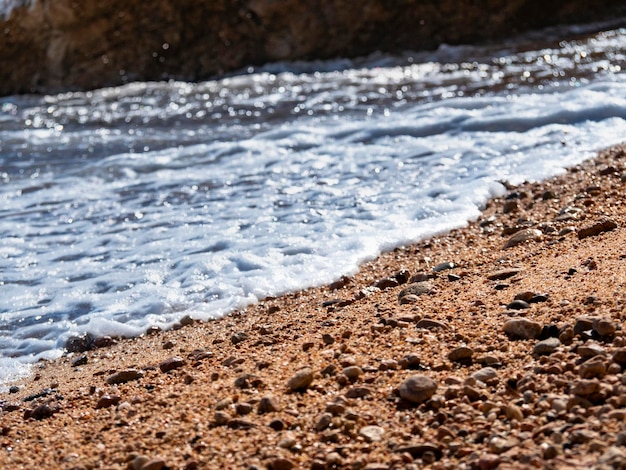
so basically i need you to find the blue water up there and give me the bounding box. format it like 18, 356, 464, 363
2, 24, 626, 386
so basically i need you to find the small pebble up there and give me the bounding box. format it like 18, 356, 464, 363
504, 228, 542, 248
359, 425, 385, 443
158, 356, 185, 373
398, 375, 437, 404
287, 367, 314, 391
503, 318, 542, 339
506, 299, 530, 310
106, 369, 145, 385
258, 395, 281, 414
534, 337, 561, 355
448, 346, 473, 363
577, 217, 618, 239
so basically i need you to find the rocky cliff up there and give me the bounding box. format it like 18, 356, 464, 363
1, 0, 624, 96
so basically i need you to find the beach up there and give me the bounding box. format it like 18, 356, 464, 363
2, 142, 626, 469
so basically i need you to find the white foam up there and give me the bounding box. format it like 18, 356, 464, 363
2, 26, 626, 384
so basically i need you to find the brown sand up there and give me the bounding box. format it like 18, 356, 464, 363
3, 144, 626, 469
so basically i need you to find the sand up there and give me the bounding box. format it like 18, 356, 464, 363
3, 144, 626, 469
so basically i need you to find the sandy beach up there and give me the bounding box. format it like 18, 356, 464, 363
3, 143, 626, 469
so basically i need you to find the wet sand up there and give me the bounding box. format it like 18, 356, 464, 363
2, 144, 626, 469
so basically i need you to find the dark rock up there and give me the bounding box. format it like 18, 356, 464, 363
533, 337, 560, 355
258, 395, 281, 414
394, 442, 442, 459
448, 346, 473, 363
612, 348, 626, 366
227, 419, 256, 430
398, 375, 437, 404
539, 324, 560, 340
24, 404, 58, 420
1, 401, 20, 412
95, 394, 121, 409
106, 369, 145, 385
373, 277, 399, 290
433, 262, 454, 272
268, 419, 285, 431
345, 386, 371, 399
234, 373, 263, 389
415, 318, 449, 330
398, 354, 421, 370
65, 333, 95, 353
286, 367, 313, 391
393, 269, 411, 284
506, 299, 530, 310
487, 269, 522, 281
159, 356, 185, 373
8, 386, 19, 394
574, 317, 595, 336
22, 388, 52, 402
93, 336, 115, 348
71, 354, 88, 367
231, 331, 249, 344
267, 458, 296, 470
578, 217, 618, 239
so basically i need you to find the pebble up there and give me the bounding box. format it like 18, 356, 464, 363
140, 459, 166, 470
267, 458, 296, 470
235, 402, 254, 415
268, 419, 285, 431
287, 367, 314, 391
359, 425, 385, 442
345, 386, 371, 399
213, 411, 230, 425
571, 379, 600, 396
448, 346, 473, 363
158, 356, 185, 373
533, 337, 561, 355
342, 365, 364, 381
231, 331, 249, 344
258, 395, 281, 414
489, 436, 519, 454
579, 358, 606, 379
433, 261, 455, 272
415, 318, 449, 330
506, 299, 530, 310
398, 282, 434, 302
504, 228, 542, 248
504, 404, 524, 421
71, 354, 88, 367
574, 317, 595, 335
612, 348, 626, 366
503, 318, 542, 339
472, 367, 498, 383
315, 412, 333, 431
393, 443, 442, 459
23, 404, 58, 421
487, 268, 522, 281
594, 317, 617, 336
577, 216, 618, 239
106, 369, 145, 385
398, 375, 437, 404
398, 354, 421, 369
95, 394, 121, 409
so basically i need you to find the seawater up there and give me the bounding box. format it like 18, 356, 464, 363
2, 24, 626, 386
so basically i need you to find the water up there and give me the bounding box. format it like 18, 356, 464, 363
2, 24, 626, 386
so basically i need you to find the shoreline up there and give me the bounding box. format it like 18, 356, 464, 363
3, 143, 626, 468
